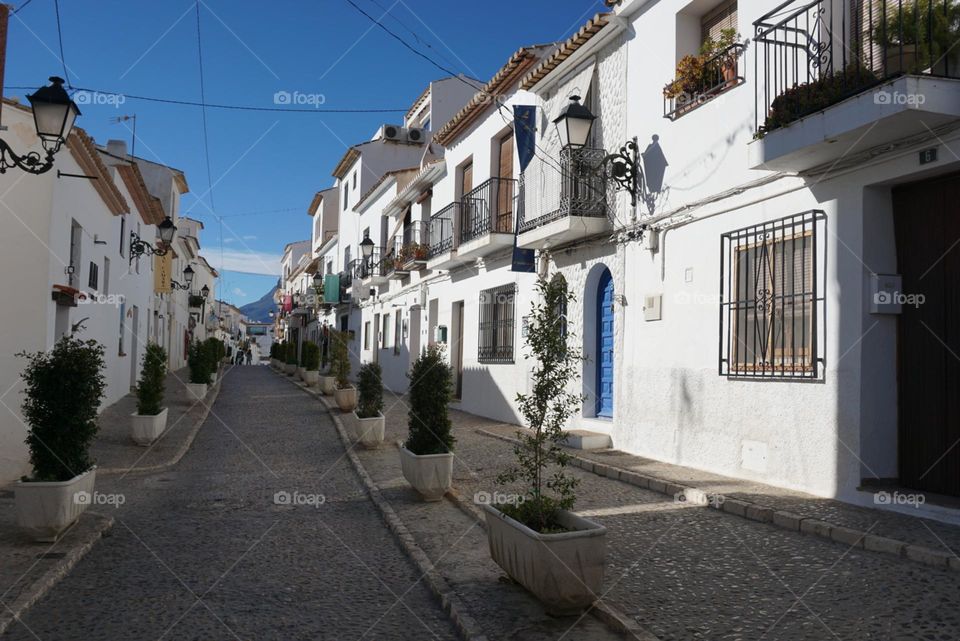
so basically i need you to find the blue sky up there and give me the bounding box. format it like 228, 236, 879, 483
5, 0, 605, 306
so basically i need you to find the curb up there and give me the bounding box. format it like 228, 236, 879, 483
0, 511, 114, 636
476, 428, 960, 574
276, 370, 490, 641
98, 376, 223, 476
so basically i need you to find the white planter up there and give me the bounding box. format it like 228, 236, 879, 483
399, 445, 453, 501
209, 372, 218, 385
285, 363, 297, 375
185, 382, 207, 399
130, 407, 169, 445
334, 386, 358, 411
483, 505, 607, 615
15, 467, 97, 542
303, 370, 319, 385
320, 376, 336, 395
351, 411, 384, 448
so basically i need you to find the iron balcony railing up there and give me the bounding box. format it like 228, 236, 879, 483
354, 247, 386, 280
754, 0, 960, 134
518, 146, 607, 233
391, 220, 429, 268
340, 262, 354, 290
428, 203, 459, 257
459, 177, 517, 244
664, 42, 746, 120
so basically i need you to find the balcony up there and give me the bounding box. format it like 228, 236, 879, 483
516, 146, 609, 250
354, 247, 388, 287
456, 177, 518, 259
384, 222, 429, 280
749, 0, 960, 172
427, 203, 469, 269
664, 42, 745, 120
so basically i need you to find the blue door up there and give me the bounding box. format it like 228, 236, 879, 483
596, 270, 614, 418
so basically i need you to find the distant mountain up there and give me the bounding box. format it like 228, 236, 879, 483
239, 282, 279, 323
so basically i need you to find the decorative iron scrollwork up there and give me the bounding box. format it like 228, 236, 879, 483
0, 139, 55, 175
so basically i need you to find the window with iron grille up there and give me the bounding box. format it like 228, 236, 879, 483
719, 210, 825, 379
479, 284, 516, 364
394, 313, 401, 355
88, 261, 99, 289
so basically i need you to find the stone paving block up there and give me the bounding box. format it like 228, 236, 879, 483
800, 518, 833, 539
647, 478, 667, 494
863, 534, 906, 556
904, 544, 951, 567
829, 526, 866, 548
722, 499, 750, 518
772, 510, 804, 531
745, 504, 774, 523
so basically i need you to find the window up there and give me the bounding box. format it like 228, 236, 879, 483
103, 257, 110, 295
422, 117, 430, 131
364, 321, 370, 350
343, 184, 349, 210
69, 220, 82, 288
382, 314, 390, 349
394, 313, 401, 355
119, 216, 126, 257
352, 171, 357, 189
88, 261, 99, 289
118, 300, 126, 356
719, 211, 824, 379
701, 0, 737, 44
479, 284, 516, 363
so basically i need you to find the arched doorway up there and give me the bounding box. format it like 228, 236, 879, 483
595, 269, 614, 418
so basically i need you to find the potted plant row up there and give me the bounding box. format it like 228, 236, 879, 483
301, 340, 320, 385
330, 330, 357, 411
319, 340, 336, 395
399, 345, 455, 501
484, 275, 606, 616
186, 340, 209, 399
15, 334, 106, 541
130, 343, 168, 445
284, 341, 298, 375
352, 362, 384, 448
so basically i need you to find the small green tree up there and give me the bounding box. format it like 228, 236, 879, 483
301, 341, 320, 371
405, 344, 454, 455
18, 335, 106, 482
330, 330, 351, 388
285, 341, 298, 365
497, 275, 583, 533
188, 341, 209, 384
136, 343, 167, 416
357, 362, 383, 418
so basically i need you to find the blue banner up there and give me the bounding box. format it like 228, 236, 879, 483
511, 105, 536, 273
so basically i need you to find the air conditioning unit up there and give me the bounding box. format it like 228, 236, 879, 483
382, 124, 405, 142
406, 127, 426, 144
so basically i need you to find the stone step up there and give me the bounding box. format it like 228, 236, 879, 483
563, 429, 612, 450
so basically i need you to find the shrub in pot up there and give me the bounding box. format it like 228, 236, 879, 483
871, 0, 960, 75
186, 340, 209, 399
484, 275, 605, 615
203, 337, 223, 384
131, 343, 168, 445
400, 344, 454, 501
331, 330, 357, 411
301, 341, 320, 385
762, 63, 877, 133
283, 341, 298, 375
319, 337, 335, 395
352, 362, 384, 448
15, 335, 106, 541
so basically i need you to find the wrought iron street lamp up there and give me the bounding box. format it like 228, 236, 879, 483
201, 284, 210, 299
170, 265, 194, 291
360, 236, 375, 259
0, 77, 80, 175
553, 95, 665, 213
130, 216, 177, 262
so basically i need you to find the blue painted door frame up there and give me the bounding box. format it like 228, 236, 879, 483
596, 270, 614, 418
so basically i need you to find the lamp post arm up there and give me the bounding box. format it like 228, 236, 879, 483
0, 138, 55, 175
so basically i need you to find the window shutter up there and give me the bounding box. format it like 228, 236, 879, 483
701, 0, 738, 43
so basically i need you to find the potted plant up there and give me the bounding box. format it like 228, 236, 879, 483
763, 63, 877, 133
352, 362, 384, 448
872, 0, 960, 75
203, 337, 222, 385
399, 344, 454, 501
319, 337, 336, 395
331, 330, 357, 411
186, 340, 209, 399
700, 28, 742, 83
14, 335, 106, 541
131, 343, 168, 445
301, 340, 320, 386
484, 275, 605, 615
284, 341, 298, 375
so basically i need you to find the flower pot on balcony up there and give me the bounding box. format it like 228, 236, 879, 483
721, 60, 737, 83
334, 385, 358, 411
483, 505, 607, 615
320, 375, 336, 395
185, 382, 207, 400
15, 467, 97, 542
130, 407, 168, 446
303, 370, 319, 385
351, 411, 384, 448
399, 445, 453, 501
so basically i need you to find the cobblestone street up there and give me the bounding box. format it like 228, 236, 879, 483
1, 366, 457, 641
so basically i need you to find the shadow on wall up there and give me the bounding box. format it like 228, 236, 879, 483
459, 366, 520, 426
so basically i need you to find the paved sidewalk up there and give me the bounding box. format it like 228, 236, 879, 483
477, 422, 960, 561
92, 365, 222, 474
321, 381, 960, 641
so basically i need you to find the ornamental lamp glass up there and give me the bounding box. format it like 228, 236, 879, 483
27, 77, 80, 152
183, 265, 195, 285
553, 95, 595, 149
313, 272, 323, 288
157, 217, 177, 244
360, 236, 375, 259
201, 284, 210, 299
